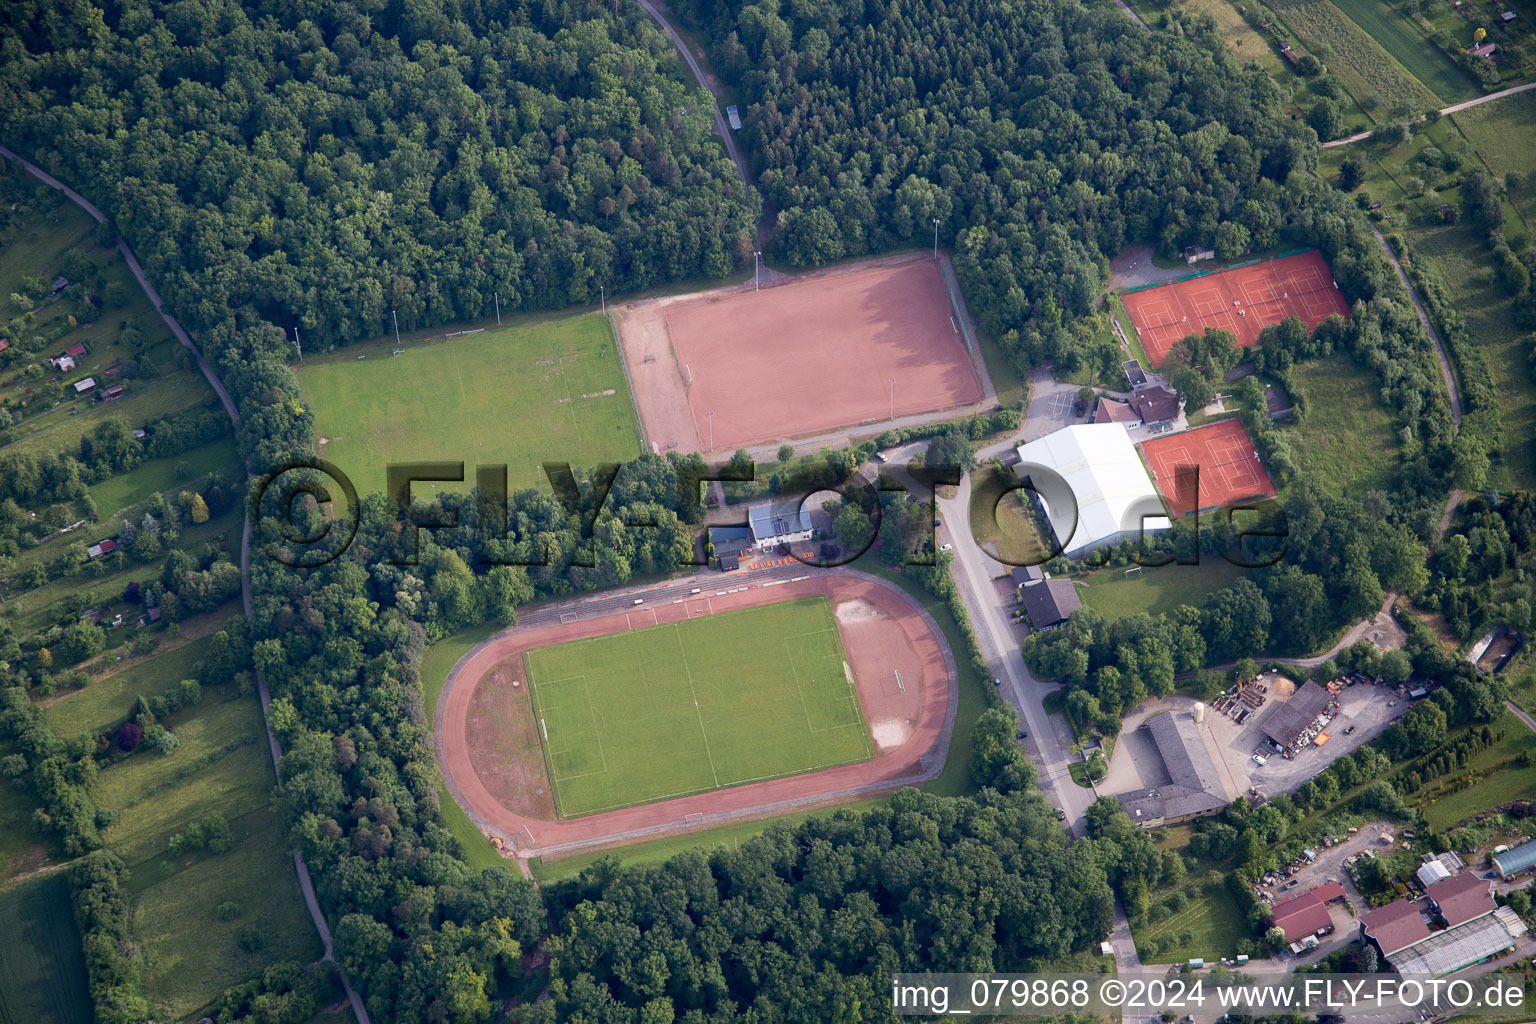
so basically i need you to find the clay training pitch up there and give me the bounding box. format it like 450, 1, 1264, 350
522, 596, 874, 817
618, 258, 984, 453
296, 313, 642, 496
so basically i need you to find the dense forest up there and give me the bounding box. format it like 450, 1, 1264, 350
676, 0, 1294, 360
0, 0, 759, 350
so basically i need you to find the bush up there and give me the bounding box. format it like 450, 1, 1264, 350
216, 901, 241, 921
238, 928, 264, 952
116, 721, 143, 751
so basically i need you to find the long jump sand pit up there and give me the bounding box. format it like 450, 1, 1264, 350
434, 571, 955, 858
615, 255, 986, 453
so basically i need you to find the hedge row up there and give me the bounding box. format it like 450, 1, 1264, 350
68, 851, 152, 1024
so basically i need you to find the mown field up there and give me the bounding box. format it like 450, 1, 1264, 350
297, 312, 642, 498
525, 596, 873, 817
1328, 0, 1477, 103
1283, 355, 1405, 496
0, 873, 91, 1024
1270, 0, 1441, 118
1077, 558, 1245, 619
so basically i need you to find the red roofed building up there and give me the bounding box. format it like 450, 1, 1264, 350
63, 342, 87, 359
1361, 899, 1432, 957
1425, 873, 1495, 927
0, 338, 10, 353
1269, 883, 1347, 941
1094, 397, 1139, 424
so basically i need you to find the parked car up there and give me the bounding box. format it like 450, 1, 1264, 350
1016, 730, 1027, 739
1344, 725, 1356, 735
939, 543, 953, 552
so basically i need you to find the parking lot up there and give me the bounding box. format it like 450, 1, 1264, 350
1099, 675, 1402, 804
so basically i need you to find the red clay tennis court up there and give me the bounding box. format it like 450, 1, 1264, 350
1139, 419, 1276, 517
1123, 250, 1351, 368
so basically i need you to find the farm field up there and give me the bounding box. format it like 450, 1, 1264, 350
296, 313, 641, 497
1077, 559, 1245, 619
0, 872, 91, 1024
131, 821, 322, 1021
1283, 355, 1404, 495
1328, 0, 1477, 103
86, 437, 238, 520
524, 596, 874, 816
1270, 0, 1440, 119
1129, 874, 1250, 962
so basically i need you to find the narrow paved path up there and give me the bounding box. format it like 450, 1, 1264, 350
1321, 81, 1536, 148
631, 0, 768, 245
1370, 225, 1463, 427
2, 139, 372, 1024
1506, 700, 1536, 732
1112, 0, 1150, 30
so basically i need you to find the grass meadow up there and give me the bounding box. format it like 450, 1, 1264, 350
296, 312, 642, 498
43, 631, 218, 739
1453, 89, 1536, 225
524, 596, 873, 816
0, 872, 91, 1024
130, 820, 322, 1021
94, 692, 270, 865
968, 466, 1049, 566
1077, 558, 1245, 619
420, 621, 515, 873
1283, 355, 1404, 495
1130, 873, 1250, 963
1412, 224, 1536, 492
86, 438, 238, 520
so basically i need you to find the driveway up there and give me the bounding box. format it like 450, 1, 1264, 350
1021, 367, 1092, 442
1107, 244, 1191, 291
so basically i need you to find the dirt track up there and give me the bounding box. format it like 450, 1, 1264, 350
435, 570, 956, 860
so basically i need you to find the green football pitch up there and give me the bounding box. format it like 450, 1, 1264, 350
295, 313, 643, 497
524, 596, 875, 817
